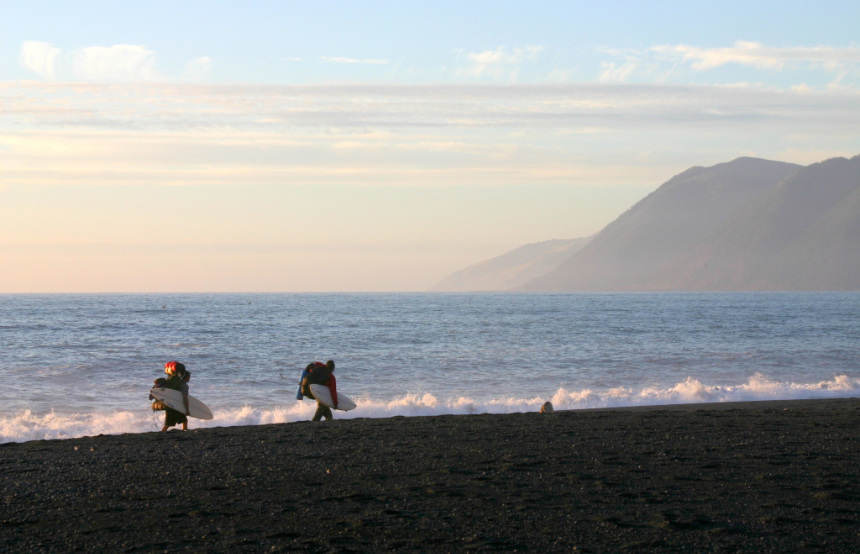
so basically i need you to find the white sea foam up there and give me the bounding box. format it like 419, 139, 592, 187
2, 374, 858, 444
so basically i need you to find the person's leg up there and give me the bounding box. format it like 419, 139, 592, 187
163, 409, 179, 431
323, 406, 333, 420
312, 402, 325, 421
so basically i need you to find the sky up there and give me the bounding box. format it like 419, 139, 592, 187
2, 0, 859, 292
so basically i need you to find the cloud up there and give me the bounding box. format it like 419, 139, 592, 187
19, 41, 62, 80
599, 61, 638, 83
185, 57, 213, 81
18, 41, 199, 82
463, 46, 543, 80
1, 82, 858, 210
651, 41, 860, 71
321, 56, 389, 65
3, 81, 859, 135
468, 46, 543, 65
72, 45, 161, 82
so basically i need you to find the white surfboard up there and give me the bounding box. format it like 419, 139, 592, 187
309, 384, 357, 411
150, 387, 214, 420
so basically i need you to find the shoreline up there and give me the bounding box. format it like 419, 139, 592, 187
6, 396, 857, 445
2, 398, 859, 551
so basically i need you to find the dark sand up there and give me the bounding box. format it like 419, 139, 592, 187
2, 399, 859, 552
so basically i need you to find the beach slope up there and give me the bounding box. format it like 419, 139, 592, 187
2, 399, 859, 551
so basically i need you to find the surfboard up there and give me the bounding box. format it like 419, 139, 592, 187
309, 384, 357, 411
150, 387, 214, 420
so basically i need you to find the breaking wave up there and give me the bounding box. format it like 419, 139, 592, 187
3, 373, 858, 443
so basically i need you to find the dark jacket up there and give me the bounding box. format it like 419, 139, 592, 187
162, 374, 184, 392
303, 363, 338, 407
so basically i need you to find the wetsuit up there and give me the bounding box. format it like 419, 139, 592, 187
307, 364, 337, 421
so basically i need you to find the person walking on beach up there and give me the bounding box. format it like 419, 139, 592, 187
300, 360, 338, 421
160, 361, 191, 432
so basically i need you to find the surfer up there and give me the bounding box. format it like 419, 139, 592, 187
160, 361, 191, 432
301, 360, 338, 421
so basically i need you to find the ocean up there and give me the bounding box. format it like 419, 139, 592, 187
1, 292, 858, 443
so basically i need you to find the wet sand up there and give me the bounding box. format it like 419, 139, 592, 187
2, 398, 859, 552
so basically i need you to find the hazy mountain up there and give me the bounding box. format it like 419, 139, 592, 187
639, 155, 860, 290
435, 154, 860, 292
519, 155, 860, 291
521, 156, 804, 291
430, 237, 591, 292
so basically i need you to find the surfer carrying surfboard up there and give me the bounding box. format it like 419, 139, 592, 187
150, 362, 213, 423
160, 361, 191, 431
300, 360, 338, 421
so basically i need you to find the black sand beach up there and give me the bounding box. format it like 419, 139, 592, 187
2, 399, 859, 552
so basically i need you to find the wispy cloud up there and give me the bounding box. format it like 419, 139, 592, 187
71, 45, 161, 82
651, 41, 860, 71
185, 57, 213, 81
2, 81, 858, 190
18, 41, 204, 82
3, 82, 859, 134
468, 46, 542, 65
19, 41, 62, 80
321, 56, 390, 65
599, 61, 638, 83
596, 48, 642, 83
462, 46, 543, 81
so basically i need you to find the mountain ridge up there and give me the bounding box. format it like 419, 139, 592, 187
636, 154, 860, 291
431, 154, 859, 292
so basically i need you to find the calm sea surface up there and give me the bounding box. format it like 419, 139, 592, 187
1, 292, 858, 442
